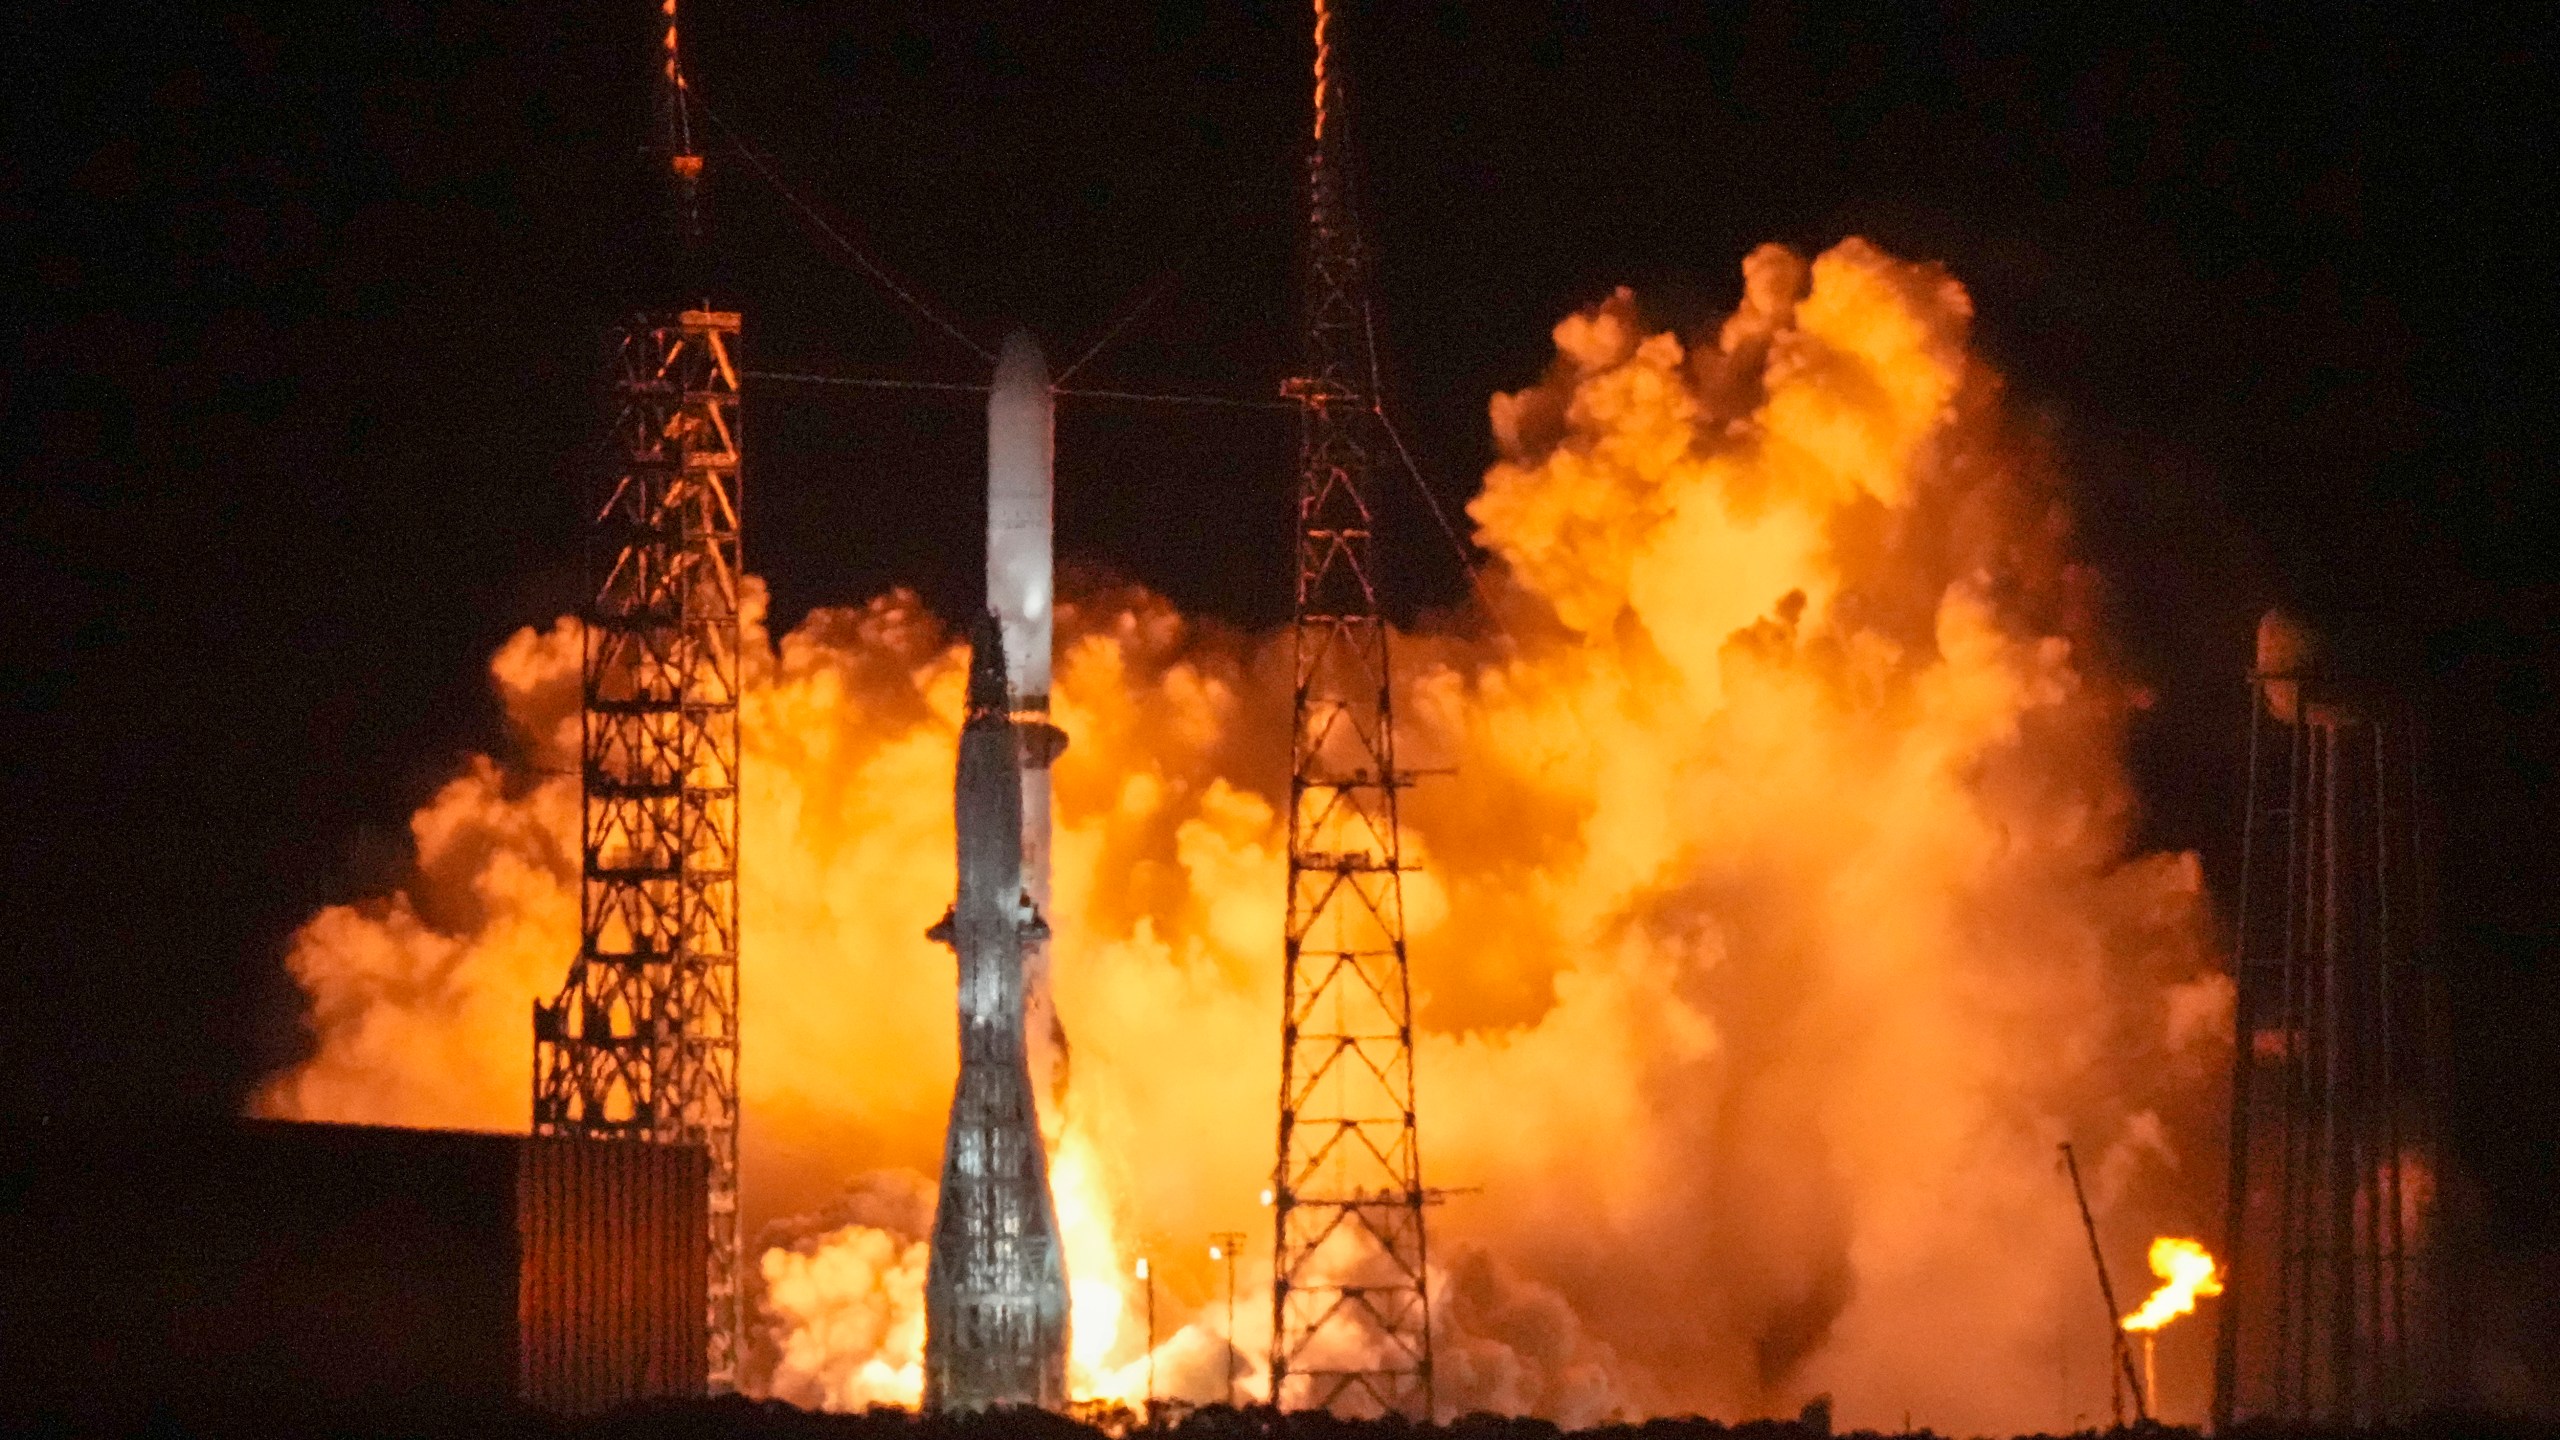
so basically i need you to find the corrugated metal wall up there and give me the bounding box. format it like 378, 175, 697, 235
2, 1121, 520, 1426
516, 1132, 708, 1412
1, 1120, 708, 1427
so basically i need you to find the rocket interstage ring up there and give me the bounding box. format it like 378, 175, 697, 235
1011, 714, 1068, 768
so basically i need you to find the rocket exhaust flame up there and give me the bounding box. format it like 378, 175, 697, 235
2123, 1238, 2220, 1422
258, 239, 2226, 1431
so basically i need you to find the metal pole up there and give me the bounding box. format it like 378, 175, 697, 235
1211, 1232, 1246, 1406
2372, 717, 2407, 1419
2283, 712, 2324, 1404
2357, 722, 2382, 1425
2215, 676, 2268, 1433
2323, 720, 2356, 1424
2145, 1331, 2159, 1422
1137, 1256, 1156, 1415
2061, 1142, 2150, 1424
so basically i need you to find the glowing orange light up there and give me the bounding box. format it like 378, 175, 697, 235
1311, 0, 1331, 142
2122, 1237, 2223, 1333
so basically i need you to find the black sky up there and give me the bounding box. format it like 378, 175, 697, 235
7, 0, 2555, 1345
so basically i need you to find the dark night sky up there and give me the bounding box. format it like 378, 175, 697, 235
7, 0, 2555, 1336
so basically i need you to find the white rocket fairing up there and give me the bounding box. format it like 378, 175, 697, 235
987, 330, 1068, 1117
988, 330, 1054, 705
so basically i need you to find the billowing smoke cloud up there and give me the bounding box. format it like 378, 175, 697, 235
259, 238, 2230, 1431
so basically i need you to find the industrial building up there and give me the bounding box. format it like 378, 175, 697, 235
0, 1119, 707, 1428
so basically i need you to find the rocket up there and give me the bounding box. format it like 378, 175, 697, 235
922, 613, 1070, 1411
921, 332, 1072, 1411
986, 330, 1070, 1118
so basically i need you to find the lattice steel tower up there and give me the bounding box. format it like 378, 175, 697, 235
2213, 611, 2448, 1428
532, 0, 744, 1391
1269, 0, 1432, 1418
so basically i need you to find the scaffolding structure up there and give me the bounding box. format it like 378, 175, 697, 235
531, 0, 743, 1392
1269, 0, 1433, 1419
2213, 611, 2447, 1428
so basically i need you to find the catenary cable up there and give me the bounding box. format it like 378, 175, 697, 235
702, 104, 994, 364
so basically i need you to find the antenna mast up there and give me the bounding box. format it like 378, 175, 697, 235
1269, 0, 1433, 1418
654, 0, 704, 259
533, 0, 745, 1393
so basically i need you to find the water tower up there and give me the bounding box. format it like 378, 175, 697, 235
2213, 611, 2451, 1426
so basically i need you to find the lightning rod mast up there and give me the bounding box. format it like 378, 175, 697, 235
532, 0, 745, 1391
1269, 0, 1433, 1418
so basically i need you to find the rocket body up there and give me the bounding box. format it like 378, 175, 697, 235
987, 330, 1068, 1118
922, 616, 1070, 1411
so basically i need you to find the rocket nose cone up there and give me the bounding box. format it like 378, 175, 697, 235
994, 329, 1050, 396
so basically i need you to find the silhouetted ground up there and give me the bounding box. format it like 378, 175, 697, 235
38, 1399, 2560, 1440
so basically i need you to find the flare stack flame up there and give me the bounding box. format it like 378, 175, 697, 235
2123, 1238, 2223, 1334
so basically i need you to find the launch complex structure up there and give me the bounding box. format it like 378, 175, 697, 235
514, 0, 1441, 1408
498, 1, 2483, 1426
1269, 0, 1436, 1419
446, 0, 2502, 1421
530, 0, 746, 1388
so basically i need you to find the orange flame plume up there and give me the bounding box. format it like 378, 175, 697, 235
2122, 1237, 2223, 1333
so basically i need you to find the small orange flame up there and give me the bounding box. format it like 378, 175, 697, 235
2121, 1237, 2222, 1333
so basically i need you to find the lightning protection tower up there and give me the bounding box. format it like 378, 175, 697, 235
2213, 611, 2449, 1428
1269, 0, 1433, 1418
532, 0, 745, 1391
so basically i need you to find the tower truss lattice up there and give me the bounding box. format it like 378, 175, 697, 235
1269, 0, 1432, 1418
534, 310, 743, 1389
